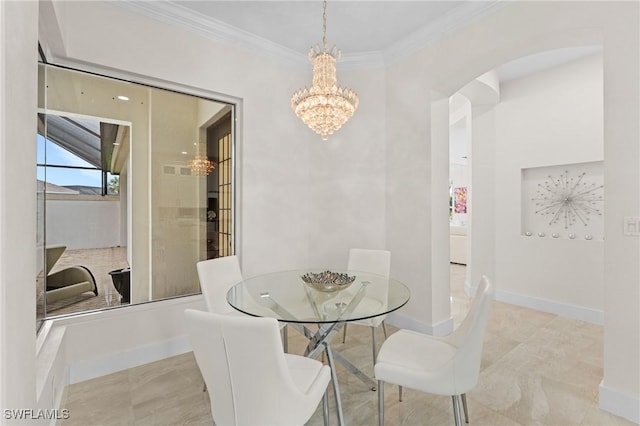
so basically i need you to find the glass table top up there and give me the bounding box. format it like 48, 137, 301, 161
227, 269, 410, 324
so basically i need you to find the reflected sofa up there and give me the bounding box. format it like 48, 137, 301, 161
46, 245, 98, 303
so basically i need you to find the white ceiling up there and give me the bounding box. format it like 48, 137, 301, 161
126, 1, 601, 79
172, 1, 468, 55
122, 1, 504, 67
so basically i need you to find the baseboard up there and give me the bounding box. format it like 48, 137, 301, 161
468, 284, 604, 325
69, 335, 192, 384
386, 312, 454, 336
599, 380, 640, 424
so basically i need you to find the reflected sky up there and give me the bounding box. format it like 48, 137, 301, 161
37, 134, 102, 187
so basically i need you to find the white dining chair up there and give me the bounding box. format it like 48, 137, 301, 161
343, 248, 391, 365
184, 309, 332, 426
196, 256, 288, 351
374, 276, 494, 426
196, 255, 243, 314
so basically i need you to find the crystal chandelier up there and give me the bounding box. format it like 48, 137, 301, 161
291, 0, 358, 141
189, 153, 216, 176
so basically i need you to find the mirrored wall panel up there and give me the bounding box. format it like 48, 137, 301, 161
36, 64, 234, 328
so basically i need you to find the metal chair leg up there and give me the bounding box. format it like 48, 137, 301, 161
282, 324, 288, 353
461, 393, 469, 423
452, 395, 462, 426
322, 390, 329, 426
371, 326, 378, 364
378, 380, 384, 426
398, 385, 403, 402
382, 320, 388, 339
342, 323, 348, 343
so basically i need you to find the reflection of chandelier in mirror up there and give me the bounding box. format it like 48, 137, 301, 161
291, 0, 358, 141
189, 153, 216, 176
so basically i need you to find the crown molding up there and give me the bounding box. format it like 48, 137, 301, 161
117, 0, 307, 67
116, 0, 506, 70
340, 51, 385, 70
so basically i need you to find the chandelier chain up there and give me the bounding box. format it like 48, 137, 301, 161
322, 0, 327, 50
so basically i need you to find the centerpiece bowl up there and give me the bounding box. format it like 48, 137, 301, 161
301, 270, 356, 293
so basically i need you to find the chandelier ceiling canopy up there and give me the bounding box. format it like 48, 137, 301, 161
291, 0, 359, 141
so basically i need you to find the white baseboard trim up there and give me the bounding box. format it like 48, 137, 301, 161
386, 312, 454, 336
69, 335, 192, 384
478, 286, 604, 325
599, 380, 640, 424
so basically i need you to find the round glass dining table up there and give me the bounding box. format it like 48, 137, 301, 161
226, 268, 410, 324
227, 269, 410, 426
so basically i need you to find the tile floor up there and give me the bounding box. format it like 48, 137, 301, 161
60, 264, 634, 425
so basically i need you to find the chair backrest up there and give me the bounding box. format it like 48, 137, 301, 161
347, 248, 391, 278
446, 275, 494, 393
347, 249, 391, 326
184, 309, 322, 425
196, 256, 243, 313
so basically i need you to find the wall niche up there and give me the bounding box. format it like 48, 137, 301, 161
521, 161, 604, 241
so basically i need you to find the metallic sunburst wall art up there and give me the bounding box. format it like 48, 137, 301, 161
532, 170, 604, 229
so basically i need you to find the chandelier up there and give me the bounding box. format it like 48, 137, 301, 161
189, 153, 216, 176
291, 0, 359, 141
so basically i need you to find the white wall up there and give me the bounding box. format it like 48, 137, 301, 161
306, 66, 388, 269
493, 54, 604, 320
45, 197, 122, 250
599, 4, 640, 417
450, 126, 469, 227
385, 2, 637, 421
385, 56, 448, 333
468, 106, 497, 290
0, 0, 39, 416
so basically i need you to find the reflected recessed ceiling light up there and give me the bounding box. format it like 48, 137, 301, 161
181, 151, 188, 155
117, 95, 129, 101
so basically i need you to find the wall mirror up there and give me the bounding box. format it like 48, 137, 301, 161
36, 63, 235, 330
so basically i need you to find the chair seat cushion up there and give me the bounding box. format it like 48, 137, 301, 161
375, 329, 458, 395
46, 281, 94, 303
285, 354, 330, 394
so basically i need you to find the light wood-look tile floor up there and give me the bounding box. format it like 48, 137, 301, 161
60, 264, 634, 426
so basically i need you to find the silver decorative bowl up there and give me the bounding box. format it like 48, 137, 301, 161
301, 270, 356, 293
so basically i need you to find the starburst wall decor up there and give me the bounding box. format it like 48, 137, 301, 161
531, 170, 604, 229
